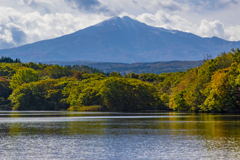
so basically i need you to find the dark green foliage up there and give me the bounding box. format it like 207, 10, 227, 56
56, 60, 203, 75
81, 73, 106, 80
139, 73, 165, 82
65, 65, 105, 74
0, 77, 12, 110
124, 72, 139, 79
0, 56, 21, 63
23, 62, 47, 70
109, 72, 122, 77
232, 48, 240, 63
173, 90, 188, 110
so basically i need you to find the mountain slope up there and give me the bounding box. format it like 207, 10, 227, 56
0, 16, 239, 62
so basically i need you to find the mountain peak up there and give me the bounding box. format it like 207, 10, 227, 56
121, 16, 134, 20
101, 16, 134, 22
95, 16, 147, 31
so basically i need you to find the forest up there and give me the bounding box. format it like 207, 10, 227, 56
1, 49, 240, 112
50, 60, 203, 74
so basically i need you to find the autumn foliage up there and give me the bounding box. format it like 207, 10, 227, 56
1, 49, 240, 112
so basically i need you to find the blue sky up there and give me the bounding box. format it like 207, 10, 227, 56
0, 0, 239, 49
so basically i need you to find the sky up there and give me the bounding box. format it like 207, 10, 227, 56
0, 0, 240, 49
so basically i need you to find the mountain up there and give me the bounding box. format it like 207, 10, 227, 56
0, 16, 239, 62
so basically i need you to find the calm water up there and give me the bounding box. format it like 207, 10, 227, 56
0, 112, 240, 159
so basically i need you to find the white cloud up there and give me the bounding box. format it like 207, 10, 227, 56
198, 20, 226, 38
225, 25, 240, 41
98, 0, 188, 15
135, 9, 240, 42
0, 30, 13, 43
136, 10, 194, 31
215, 0, 238, 8
0, 3, 109, 49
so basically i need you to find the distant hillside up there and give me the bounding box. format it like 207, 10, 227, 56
45, 60, 204, 74
0, 16, 239, 63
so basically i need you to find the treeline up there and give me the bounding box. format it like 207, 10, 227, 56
0, 56, 21, 63
52, 60, 203, 75
65, 65, 105, 74
0, 58, 164, 111
0, 58, 107, 110
1, 49, 240, 112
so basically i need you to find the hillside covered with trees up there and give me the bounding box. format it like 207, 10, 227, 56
50, 60, 203, 75
1, 49, 240, 112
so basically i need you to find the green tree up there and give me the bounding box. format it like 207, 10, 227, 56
99, 77, 159, 111
0, 56, 21, 63
39, 65, 73, 79
0, 77, 12, 109
232, 48, 240, 63
9, 78, 72, 110
10, 68, 40, 89
171, 90, 188, 110
109, 72, 122, 77
63, 75, 105, 108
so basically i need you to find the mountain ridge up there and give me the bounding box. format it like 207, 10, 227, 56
0, 16, 239, 63
43, 59, 204, 75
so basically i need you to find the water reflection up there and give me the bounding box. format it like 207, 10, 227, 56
0, 112, 240, 159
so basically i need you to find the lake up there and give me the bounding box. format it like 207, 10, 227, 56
0, 111, 240, 159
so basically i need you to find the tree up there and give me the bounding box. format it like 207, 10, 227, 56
125, 73, 139, 79
0, 56, 21, 63
99, 77, 159, 111
0, 77, 12, 109
39, 65, 73, 79
232, 48, 240, 63
10, 68, 40, 89
9, 78, 71, 110
73, 71, 82, 80
170, 90, 188, 110
9, 83, 44, 110
109, 72, 122, 77
203, 62, 240, 112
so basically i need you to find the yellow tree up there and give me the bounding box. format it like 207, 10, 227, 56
203, 69, 229, 111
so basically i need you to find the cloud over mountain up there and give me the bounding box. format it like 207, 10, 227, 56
0, 0, 240, 49
1, 16, 239, 63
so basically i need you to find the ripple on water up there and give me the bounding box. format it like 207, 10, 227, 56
0, 112, 240, 159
